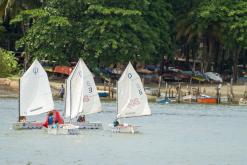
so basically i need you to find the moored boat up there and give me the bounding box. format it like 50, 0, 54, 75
197, 97, 217, 104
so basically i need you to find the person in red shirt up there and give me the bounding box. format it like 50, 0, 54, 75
43, 110, 64, 128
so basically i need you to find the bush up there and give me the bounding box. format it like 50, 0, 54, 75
0, 48, 19, 77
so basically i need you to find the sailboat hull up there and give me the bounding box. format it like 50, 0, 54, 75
12, 122, 43, 130
111, 125, 139, 134
47, 124, 79, 135
73, 122, 103, 129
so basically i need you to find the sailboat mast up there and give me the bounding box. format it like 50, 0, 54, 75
69, 78, 72, 123
116, 81, 119, 119
18, 79, 20, 122
63, 80, 67, 117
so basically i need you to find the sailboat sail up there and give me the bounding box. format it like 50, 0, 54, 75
65, 60, 84, 119
80, 60, 102, 115
20, 59, 54, 116
65, 59, 101, 119
117, 62, 151, 118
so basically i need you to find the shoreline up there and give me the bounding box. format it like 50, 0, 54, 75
0, 78, 246, 104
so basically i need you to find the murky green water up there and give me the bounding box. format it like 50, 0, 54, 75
0, 98, 247, 165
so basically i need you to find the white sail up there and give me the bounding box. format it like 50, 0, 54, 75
80, 60, 102, 115
65, 59, 101, 119
117, 62, 151, 118
20, 59, 54, 116
65, 60, 84, 119
64, 79, 70, 118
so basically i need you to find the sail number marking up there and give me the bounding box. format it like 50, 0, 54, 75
127, 98, 140, 109
83, 95, 90, 102
87, 81, 93, 93
128, 73, 132, 79
33, 67, 39, 75
136, 83, 143, 95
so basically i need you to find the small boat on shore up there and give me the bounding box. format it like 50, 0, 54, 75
156, 97, 175, 104
182, 94, 197, 103
13, 59, 54, 130
98, 90, 109, 97
197, 95, 217, 104
110, 62, 151, 134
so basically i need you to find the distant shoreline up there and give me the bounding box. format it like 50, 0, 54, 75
0, 78, 246, 104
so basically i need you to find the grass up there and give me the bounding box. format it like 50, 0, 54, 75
7, 74, 20, 81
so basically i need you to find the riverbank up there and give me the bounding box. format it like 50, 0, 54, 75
0, 78, 246, 103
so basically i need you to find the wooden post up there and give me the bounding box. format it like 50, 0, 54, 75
177, 83, 181, 103
227, 83, 230, 103
244, 83, 247, 99
216, 84, 220, 104
230, 78, 234, 99
157, 76, 161, 97
111, 83, 114, 99
104, 81, 106, 91
108, 83, 111, 98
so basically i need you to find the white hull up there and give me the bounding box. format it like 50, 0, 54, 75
111, 124, 139, 134
47, 124, 79, 135
73, 122, 103, 129
12, 122, 43, 130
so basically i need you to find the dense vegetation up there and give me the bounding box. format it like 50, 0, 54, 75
0, 48, 18, 77
0, 0, 246, 81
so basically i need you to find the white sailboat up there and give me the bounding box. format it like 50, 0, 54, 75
13, 59, 54, 129
65, 59, 102, 129
111, 62, 151, 133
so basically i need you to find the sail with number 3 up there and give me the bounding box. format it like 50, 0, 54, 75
65, 59, 102, 120
117, 62, 151, 119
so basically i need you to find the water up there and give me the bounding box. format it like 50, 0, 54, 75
0, 98, 247, 165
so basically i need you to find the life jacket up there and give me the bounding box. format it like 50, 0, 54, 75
53, 110, 64, 124
42, 110, 64, 128
48, 116, 54, 125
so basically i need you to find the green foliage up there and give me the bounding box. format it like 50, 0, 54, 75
0, 48, 18, 77
11, 0, 173, 66
196, 0, 247, 48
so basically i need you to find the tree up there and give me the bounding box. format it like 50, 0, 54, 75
12, 0, 173, 67
0, 48, 18, 77
175, 0, 247, 82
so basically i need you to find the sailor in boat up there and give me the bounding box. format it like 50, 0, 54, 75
48, 111, 54, 126
77, 115, 85, 122
19, 116, 27, 123
113, 118, 124, 127
43, 110, 64, 128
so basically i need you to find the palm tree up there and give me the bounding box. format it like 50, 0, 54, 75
0, 0, 42, 23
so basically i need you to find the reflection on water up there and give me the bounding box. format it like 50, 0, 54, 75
0, 98, 247, 165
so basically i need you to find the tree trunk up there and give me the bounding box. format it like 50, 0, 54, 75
202, 38, 209, 73
232, 46, 241, 83
185, 45, 190, 70
214, 42, 220, 73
